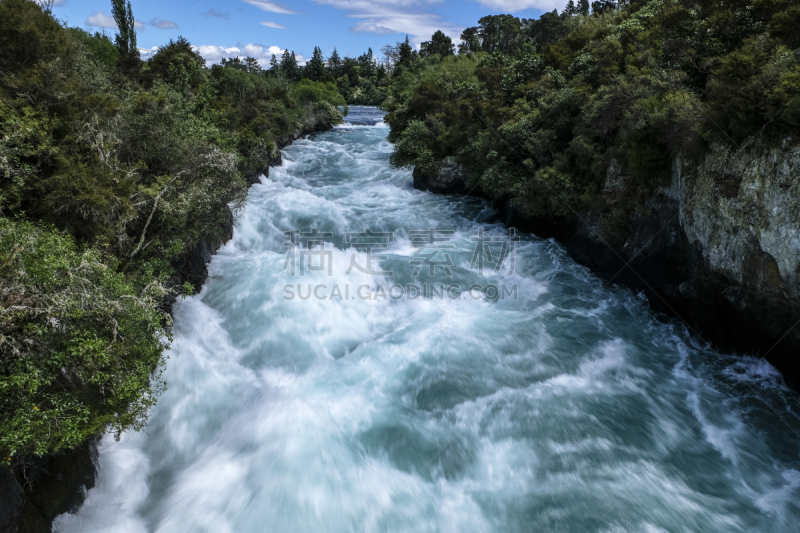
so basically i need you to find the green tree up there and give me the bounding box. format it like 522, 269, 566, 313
305, 46, 326, 81
563, 0, 578, 16
66, 28, 120, 67
244, 56, 261, 74
357, 48, 375, 77
478, 15, 523, 55
111, 0, 138, 59
280, 50, 300, 81
591, 1, 616, 14
522, 10, 568, 51
420, 30, 455, 58
394, 35, 416, 76
327, 48, 342, 78
458, 27, 482, 54
146, 36, 205, 92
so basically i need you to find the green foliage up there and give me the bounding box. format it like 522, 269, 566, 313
65, 28, 120, 68
0, 0, 347, 462
384, 0, 800, 224
420, 31, 455, 58
327, 46, 391, 105
111, 0, 137, 59
304, 46, 328, 82
146, 37, 205, 92
293, 79, 347, 110
0, 218, 168, 459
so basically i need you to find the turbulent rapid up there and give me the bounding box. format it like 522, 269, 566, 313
55, 107, 800, 532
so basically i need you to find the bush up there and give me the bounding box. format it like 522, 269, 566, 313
0, 218, 168, 459
293, 79, 348, 113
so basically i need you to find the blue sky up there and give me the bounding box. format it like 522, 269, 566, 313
52, 0, 563, 66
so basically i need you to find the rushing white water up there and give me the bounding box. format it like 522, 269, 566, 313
55, 107, 800, 533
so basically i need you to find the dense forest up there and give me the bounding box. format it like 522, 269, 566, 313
382, 0, 800, 239
0, 0, 347, 464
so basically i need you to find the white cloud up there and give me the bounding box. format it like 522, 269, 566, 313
149, 18, 179, 30
473, 0, 563, 11
86, 11, 144, 30
306, 0, 463, 46
139, 46, 159, 59
86, 11, 116, 28
260, 21, 287, 29
350, 20, 395, 34
195, 44, 306, 67
242, 0, 302, 14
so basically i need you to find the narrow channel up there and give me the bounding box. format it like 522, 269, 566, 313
56, 106, 800, 533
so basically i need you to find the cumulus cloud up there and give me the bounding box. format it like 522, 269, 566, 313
195, 44, 306, 67
149, 18, 178, 29
260, 21, 287, 29
473, 0, 563, 11
138, 46, 159, 60
205, 8, 230, 19
242, 0, 302, 14
86, 11, 145, 30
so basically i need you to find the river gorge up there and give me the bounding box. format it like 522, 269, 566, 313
54, 107, 800, 533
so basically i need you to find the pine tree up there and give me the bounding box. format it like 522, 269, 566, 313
280, 49, 295, 79
269, 54, 279, 71
395, 35, 415, 75
305, 46, 326, 81
328, 48, 342, 78
357, 47, 375, 77
290, 51, 299, 80
563, 0, 578, 16
243, 56, 261, 73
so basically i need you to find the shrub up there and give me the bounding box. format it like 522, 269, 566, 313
0, 218, 168, 459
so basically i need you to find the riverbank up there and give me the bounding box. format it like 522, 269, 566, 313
413, 137, 800, 388
0, 118, 337, 533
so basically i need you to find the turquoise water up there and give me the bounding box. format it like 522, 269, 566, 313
56, 107, 800, 532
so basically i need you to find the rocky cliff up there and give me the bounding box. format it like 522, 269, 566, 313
416, 138, 800, 386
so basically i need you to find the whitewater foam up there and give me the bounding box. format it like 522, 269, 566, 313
56, 106, 800, 533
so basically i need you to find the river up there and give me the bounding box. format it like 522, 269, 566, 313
55, 106, 800, 532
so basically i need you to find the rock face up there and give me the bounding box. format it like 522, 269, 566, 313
419, 138, 800, 386
1, 119, 341, 533
413, 157, 470, 195
675, 139, 800, 382
0, 438, 98, 533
